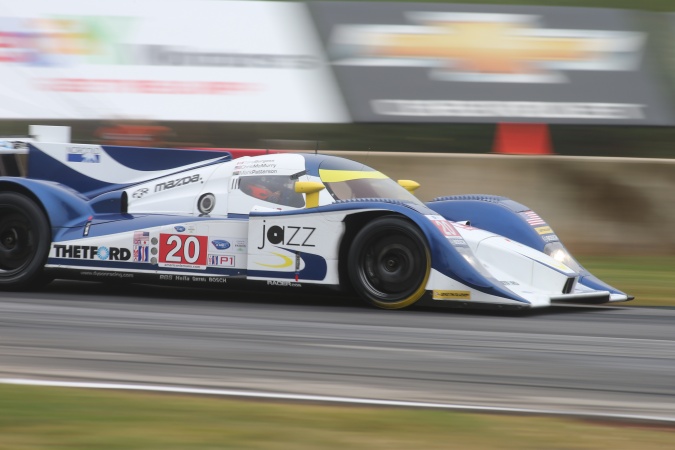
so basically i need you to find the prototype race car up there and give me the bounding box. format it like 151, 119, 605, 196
0, 143, 632, 310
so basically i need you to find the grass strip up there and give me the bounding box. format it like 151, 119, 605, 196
578, 256, 675, 307
1, 384, 675, 449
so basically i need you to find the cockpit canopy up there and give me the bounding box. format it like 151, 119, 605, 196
314, 155, 423, 206
230, 153, 423, 214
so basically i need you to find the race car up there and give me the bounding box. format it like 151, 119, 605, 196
0, 142, 632, 310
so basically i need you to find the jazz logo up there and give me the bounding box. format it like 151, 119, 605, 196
257, 221, 316, 249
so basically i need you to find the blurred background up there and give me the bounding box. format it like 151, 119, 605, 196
1, 0, 674, 154
1, 0, 675, 254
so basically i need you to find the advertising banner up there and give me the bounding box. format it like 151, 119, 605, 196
0, 1, 348, 122
309, 2, 675, 125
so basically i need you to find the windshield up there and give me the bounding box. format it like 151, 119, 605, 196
319, 168, 424, 206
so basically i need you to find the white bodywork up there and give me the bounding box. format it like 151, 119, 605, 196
31, 144, 622, 308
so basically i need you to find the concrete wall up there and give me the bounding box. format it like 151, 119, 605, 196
326, 151, 675, 255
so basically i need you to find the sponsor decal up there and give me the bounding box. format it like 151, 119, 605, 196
233, 159, 279, 176
542, 234, 559, 243
0, 140, 30, 150
256, 221, 316, 250
501, 281, 520, 286
158, 234, 208, 269
522, 211, 546, 226
154, 174, 202, 192
236, 159, 276, 167
267, 280, 302, 288
435, 221, 460, 237
40, 79, 255, 95
329, 12, 644, 84
551, 261, 572, 272
429, 218, 460, 237
208, 277, 227, 283
449, 238, 469, 247
211, 240, 231, 250
159, 274, 227, 283
132, 188, 149, 199
53, 244, 130, 261
256, 252, 294, 269
535, 226, 553, 235
138, 49, 317, 70
433, 290, 471, 300
174, 226, 186, 232
208, 254, 235, 267
133, 231, 150, 262
210, 238, 247, 253
371, 100, 645, 120
0, 15, 317, 70
67, 146, 100, 163
79, 271, 133, 279
96, 247, 110, 260
234, 169, 278, 176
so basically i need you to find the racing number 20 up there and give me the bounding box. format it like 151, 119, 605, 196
159, 234, 208, 266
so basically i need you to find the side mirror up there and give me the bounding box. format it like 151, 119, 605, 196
294, 181, 325, 208
397, 179, 420, 193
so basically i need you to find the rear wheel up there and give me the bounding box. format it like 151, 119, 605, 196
0, 192, 51, 290
348, 216, 431, 309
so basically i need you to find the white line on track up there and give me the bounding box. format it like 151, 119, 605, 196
2, 378, 675, 424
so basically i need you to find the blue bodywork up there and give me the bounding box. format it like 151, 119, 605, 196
427, 195, 628, 298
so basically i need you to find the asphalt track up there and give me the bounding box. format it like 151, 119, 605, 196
2, 281, 675, 421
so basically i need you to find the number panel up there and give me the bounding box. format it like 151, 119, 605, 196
159, 234, 208, 268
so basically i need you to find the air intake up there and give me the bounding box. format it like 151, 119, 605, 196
562, 277, 576, 294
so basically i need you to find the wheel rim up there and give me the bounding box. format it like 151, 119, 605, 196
359, 235, 426, 302
0, 212, 35, 273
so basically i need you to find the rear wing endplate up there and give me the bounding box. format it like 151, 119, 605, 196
0, 138, 32, 177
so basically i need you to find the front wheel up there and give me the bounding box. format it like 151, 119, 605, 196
0, 192, 51, 290
347, 216, 431, 309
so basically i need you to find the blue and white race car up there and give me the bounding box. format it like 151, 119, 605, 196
0, 143, 631, 310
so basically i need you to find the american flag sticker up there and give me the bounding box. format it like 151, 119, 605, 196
133, 231, 150, 262
133, 231, 149, 245
134, 245, 149, 262
521, 211, 546, 227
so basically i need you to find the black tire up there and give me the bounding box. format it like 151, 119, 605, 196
0, 192, 51, 290
348, 216, 431, 309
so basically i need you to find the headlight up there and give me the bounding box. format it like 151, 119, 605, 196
543, 242, 581, 272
